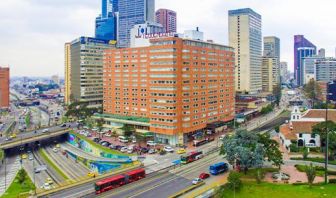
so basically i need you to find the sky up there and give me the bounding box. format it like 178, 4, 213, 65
1, 0, 336, 77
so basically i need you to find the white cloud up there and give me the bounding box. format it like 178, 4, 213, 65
1, 0, 336, 76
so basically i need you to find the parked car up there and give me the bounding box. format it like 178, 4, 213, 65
127, 147, 134, 154
109, 144, 117, 150
199, 173, 210, 180
115, 145, 123, 150
60, 123, 67, 128
148, 148, 157, 154
140, 147, 149, 153
147, 141, 157, 146
192, 178, 203, 185
93, 138, 101, 143
120, 147, 128, 153
104, 133, 112, 137
52, 148, 58, 153
118, 136, 128, 143
164, 146, 174, 153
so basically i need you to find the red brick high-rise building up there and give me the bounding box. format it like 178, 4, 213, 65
155, 9, 177, 33
0, 67, 10, 108
102, 37, 235, 145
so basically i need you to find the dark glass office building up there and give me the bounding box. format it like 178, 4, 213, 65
95, 0, 118, 41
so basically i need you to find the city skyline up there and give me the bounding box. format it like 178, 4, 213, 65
1, 0, 336, 76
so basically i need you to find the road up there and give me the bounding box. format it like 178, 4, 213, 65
43, 146, 90, 180
95, 152, 226, 198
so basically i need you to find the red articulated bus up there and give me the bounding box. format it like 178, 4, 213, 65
95, 168, 146, 194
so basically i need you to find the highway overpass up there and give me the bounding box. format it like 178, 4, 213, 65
0, 129, 70, 150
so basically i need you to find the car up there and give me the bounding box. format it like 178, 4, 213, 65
42, 129, 49, 133
52, 148, 58, 153
120, 147, 128, 153
100, 141, 109, 146
5, 137, 12, 141
88, 172, 97, 178
127, 147, 134, 154
132, 138, 137, 143
9, 133, 17, 138
60, 123, 67, 128
28, 154, 34, 161
219, 134, 226, 140
21, 154, 27, 159
147, 141, 157, 146
164, 146, 174, 153
46, 178, 53, 185
159, 149, 167, 155
115, 145, 123, 150
42, 183, 52, 190
93, 138, 101, 143
148, 148, 157, 154
140, 147, 149, 153
192, 178, 203, 185
109, 144, 116, 149
104, 133, 112, 137
199, 173, 210, 180
55, 144, 60, 148
177, 148, 186, 154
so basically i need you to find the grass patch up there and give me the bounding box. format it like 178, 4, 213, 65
290, 157, 336, 165
219, 181, 336, 198
294, 164, 336, 177
38, 149, 69, 180
1, 169, 35, 198
25, 114, 30, 128
69, 131, 131, 156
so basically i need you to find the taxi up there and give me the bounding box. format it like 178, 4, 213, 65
177, 148, 186, 154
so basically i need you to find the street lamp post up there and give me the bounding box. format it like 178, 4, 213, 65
325, 81, 334, 184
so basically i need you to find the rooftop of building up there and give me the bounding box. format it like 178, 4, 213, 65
228, 8, 261, 19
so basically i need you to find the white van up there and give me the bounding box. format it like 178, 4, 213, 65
118, 136, 128, 143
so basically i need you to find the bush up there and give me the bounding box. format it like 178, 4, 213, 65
292, 182, 308, 186
227, 171, 242, 190
329, 179, 336, 183
289, 144, 299, 152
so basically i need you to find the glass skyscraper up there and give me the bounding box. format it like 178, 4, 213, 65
118, 0, 155, 48
95, 0, 118, 41
294, 35, 316, 86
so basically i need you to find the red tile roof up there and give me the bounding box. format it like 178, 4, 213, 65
302, 109, 336, 121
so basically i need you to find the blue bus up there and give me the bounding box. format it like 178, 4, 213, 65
209, 162, 228, 175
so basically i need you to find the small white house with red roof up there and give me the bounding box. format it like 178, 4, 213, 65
279, 106, 336, 151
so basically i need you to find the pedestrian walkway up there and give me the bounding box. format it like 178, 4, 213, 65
0, 157, 21, 196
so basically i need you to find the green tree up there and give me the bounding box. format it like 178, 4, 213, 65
122, 125, 135, 137
257, 133, 284, 169
303, 79, 321, 106
305, 163, 316, 188
273, 85, 282, 106
303, 147, 309, 160
312, 121, 336, 160
0, 149, 4, 164
96, 118, 105, 132
227, 171, 242, 190
17, 169, 26, 184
